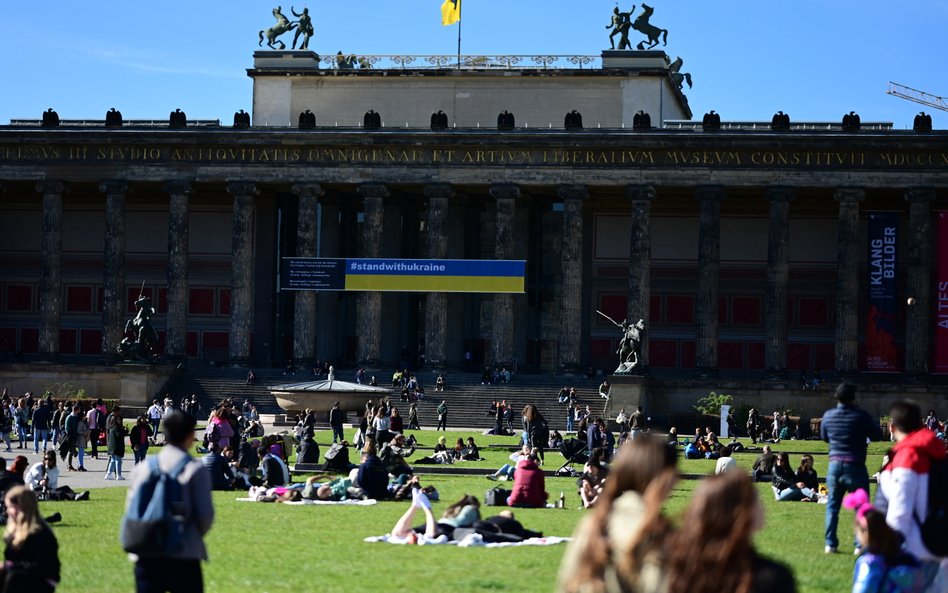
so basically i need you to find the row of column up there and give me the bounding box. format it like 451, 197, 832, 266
687, 184, 938, 379
30, 179, 940, 376
34, 180, 260, 364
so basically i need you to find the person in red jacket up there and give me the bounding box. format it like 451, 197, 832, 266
876, 400, 947, 591
507, 453, 548, 508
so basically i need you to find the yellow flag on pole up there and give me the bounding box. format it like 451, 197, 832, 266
441, 0, 460, 26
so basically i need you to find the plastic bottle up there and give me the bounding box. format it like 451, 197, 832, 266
558, 491, 565, 509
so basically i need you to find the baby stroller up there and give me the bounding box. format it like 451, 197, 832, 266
556, 438, 588, 477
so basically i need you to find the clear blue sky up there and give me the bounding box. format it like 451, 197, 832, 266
4, 1, 946, 128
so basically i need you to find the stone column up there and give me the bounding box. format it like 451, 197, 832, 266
558, 184, 586, 372
165, 181, 192, 360
37, 181, 66, 360
627, 185, 656, 371
358, 183, 388, 367
316, 198, 341, 361
100, 181, 128, 363
490, 184, 520, 366
227, 182, 259, 365
833, 188, 865, 376
695, 186, 725, 377
905, 188, 937, 379
424, 183, 453, 369
291, 183, 324, 365
764, 187, 794, 379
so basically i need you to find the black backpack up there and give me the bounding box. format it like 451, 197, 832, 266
916, 457, 948, 557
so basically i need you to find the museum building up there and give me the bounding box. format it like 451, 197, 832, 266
0, 50, 946, 381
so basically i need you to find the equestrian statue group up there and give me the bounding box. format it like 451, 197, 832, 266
606, 4, 668, 51
259, 6, 314, 50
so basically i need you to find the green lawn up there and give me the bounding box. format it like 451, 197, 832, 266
41, 431, 884, 593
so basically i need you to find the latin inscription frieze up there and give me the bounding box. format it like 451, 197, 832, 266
1, 143, 947, 171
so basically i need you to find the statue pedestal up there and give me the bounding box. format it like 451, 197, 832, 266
253, 51, 320, 70
601, 50, 669, 70
606, 374, 650, 419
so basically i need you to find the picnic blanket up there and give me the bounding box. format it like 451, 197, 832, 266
364, 533, 572, 547
236, 497, 377, 506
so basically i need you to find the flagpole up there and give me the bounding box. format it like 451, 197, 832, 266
456, 0, 462, 69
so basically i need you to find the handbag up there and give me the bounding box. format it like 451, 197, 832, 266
485, 486, 511, 506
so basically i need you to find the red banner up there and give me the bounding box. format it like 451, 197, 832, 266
936, 212, 948, 373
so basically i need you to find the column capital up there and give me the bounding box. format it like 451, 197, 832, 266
98, 180, 129, 196
164, 180, 192, 197
765, 186, 795, 202
905, 187, 937, 204
226, 182, 260, 197
292, 183, 324, 198
557, 184, 588, 201
423, 183, 454, 200
694, 185, 726, 202
36, 180, 68, 196
834, 188, 865, 204
489, 183, 520, 201
357, 182, 389, 200
626, 184, 656, 202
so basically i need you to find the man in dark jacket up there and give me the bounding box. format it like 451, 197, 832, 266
31, 400, 52, 454
751, 445, 776, 482
329, 402, 345, 444
819, 382, 882, 554
201, 444, 234, 491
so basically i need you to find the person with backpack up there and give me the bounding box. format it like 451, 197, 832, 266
122, 410, 213, 593
876, 400, 947, 592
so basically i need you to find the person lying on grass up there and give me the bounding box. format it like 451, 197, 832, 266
389, 478, 480, 542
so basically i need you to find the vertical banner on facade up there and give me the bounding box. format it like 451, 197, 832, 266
935, 212, 948, 373
866, 212, 898, 371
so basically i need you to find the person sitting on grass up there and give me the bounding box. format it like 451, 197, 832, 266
795, 454, 818, 495
24, 450, 90, 501
664, 471, 797, 593
379, 433, 415, 475
578, 457, 609, 509
752, 445, 776, 482
461, 437, 481, 461
2, 486, 60, 592
557, 435, 678, 593
771, 452, 816, 502
714, 445, 737, 475
356, 439, 390, 500
842, 489, 925, 593
507, 452, 548, 508
201, 444, 235, 491
296, 427, 320, 465
486, 444, 531, 481
257, 445, 289, 487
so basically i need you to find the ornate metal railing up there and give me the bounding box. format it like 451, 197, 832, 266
319, 54, 599, 71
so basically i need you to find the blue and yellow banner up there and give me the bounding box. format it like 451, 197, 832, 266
282, 258, 525, 293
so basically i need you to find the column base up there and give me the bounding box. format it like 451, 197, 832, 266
558, 362, 583, 375
228, 357, 251, 367
358, 358, 382, 370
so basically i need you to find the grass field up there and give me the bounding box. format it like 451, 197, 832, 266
40, 429, 890, 593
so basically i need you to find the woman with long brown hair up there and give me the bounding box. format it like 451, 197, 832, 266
665, 471, 797, 593
2, 485, 60, 592
522, 404, 549, 464
556, 435, 678, 593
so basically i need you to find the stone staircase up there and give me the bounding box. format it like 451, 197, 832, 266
162, 365, 605, 430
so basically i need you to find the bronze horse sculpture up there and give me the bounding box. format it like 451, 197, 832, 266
259, 6, 297, 50
632, 4, 668, 50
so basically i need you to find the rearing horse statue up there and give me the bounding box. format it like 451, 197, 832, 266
632, 4, 668, 50
259, 6, 297, 50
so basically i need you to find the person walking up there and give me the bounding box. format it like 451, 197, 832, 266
819, 382, 882, 554
437, 400, 448, 431
876, 400, 947, 591
123, 410, 214, 593
105, 406, 128, 480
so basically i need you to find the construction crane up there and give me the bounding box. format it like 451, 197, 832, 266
886, 82, 948, 112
